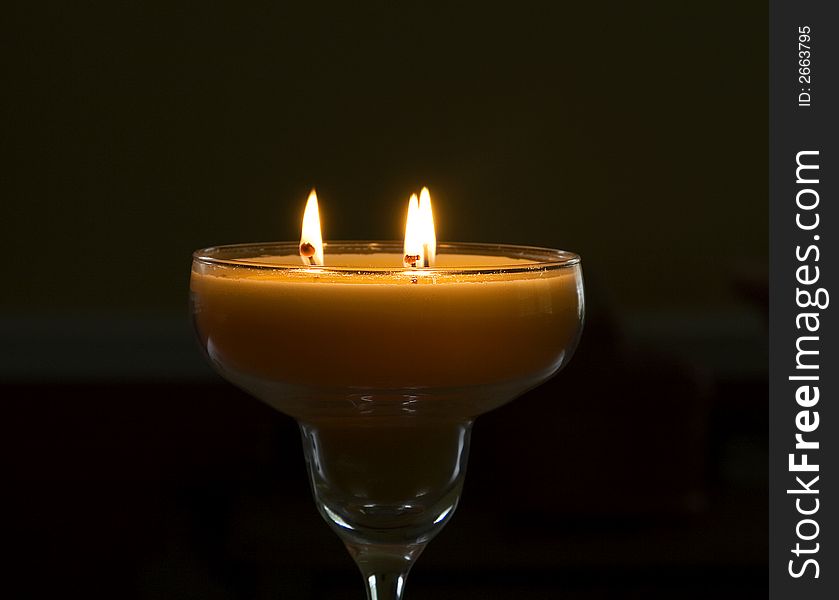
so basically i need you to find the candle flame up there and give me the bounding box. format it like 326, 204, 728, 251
403, 187, 436, 267
300, 189, 324, 266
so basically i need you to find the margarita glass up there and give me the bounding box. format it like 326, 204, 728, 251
190, 241, 584, 599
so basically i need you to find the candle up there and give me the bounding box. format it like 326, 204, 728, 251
189, 190, 584, 599
192, 189, 582, 418
191, 245, 583, 415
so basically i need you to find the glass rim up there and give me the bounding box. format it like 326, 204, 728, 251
192, 240, 581, 276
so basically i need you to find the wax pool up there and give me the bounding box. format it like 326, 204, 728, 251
191, 251, 583, 417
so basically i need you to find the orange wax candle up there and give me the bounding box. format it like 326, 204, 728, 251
191, 246, 583, 407
189, 191, 586, 597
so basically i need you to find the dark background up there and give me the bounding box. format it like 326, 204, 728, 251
2, 2, 767, 598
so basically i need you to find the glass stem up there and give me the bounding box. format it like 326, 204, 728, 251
346, 542, 424, 600
363, 571, 408, 600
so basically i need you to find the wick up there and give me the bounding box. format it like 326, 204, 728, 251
300, 241, 316, 257
404, 254, 421, 268
300, 242, 318, 265
403, 254, 421, 283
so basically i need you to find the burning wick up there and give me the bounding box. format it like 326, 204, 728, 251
300, 242, 317, 266
403, 187, 435, 269
300, 189, 324, 266
404, 254, 422, 268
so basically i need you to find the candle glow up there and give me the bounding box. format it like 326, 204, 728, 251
190, 187, 584, 600
299, 189, 324, 266
403, 187, 436, 267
